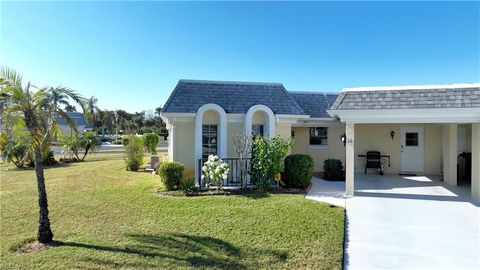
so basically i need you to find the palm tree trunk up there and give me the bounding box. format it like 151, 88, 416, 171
34, 147, 53, 243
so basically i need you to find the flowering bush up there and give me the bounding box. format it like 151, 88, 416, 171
202, 155, 230, 189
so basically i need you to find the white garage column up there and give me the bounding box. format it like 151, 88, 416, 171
471, 123, 480, 201
346, 123, 355, 197
443, 124, 458, 186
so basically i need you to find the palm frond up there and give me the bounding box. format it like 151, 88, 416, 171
0, 67, 23, 87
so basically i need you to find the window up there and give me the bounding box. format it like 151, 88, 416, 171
202, 125, 217, 159
310, 127, 328, 145
405, 132, 419, 146
252, 125, 264, 138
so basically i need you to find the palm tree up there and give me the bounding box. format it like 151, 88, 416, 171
64, 104, 76, 112
87, 96, 99, 129
45, 88, 71, 111
0, 67, 86, 243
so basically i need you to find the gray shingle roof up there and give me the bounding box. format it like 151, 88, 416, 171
162, 80, 305, 115
289, 92, 339, 118
56, 112, 88, 126
331, 86, 480, 110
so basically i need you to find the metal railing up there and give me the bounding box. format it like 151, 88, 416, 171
198, 158, 252, 188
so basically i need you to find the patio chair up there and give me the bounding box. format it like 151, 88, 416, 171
365, 151, 384, 175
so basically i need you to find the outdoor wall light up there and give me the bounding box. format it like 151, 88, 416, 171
291, 130, 295, 138
390, 130, 395, 140
340, 133, 346, 146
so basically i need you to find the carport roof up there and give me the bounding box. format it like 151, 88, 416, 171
328, 84, 480, 124
330, 83, 480, 110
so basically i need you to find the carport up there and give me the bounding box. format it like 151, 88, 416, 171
328, 84, 480, 201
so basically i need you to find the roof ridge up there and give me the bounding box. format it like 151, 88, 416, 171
288, 90, 340, 95
342, 83, 480, 92
179, 79, 283, 86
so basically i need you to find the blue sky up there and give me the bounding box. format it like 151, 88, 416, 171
1, 1, 479, 113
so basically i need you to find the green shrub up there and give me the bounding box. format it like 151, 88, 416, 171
124, 135, 144, 171
251, 136, 292, 191
283, 154, 314, 188
159, 161, 184, 190
178, 177, 196, 193
3, 142, 28, 168
323, 159, 344, 181
143, 132, 160, 154
122, 137, 129, 146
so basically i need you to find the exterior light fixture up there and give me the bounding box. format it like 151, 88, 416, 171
340, 133, 346, 146
291, 130, 295, 138
390, 130, 395, 140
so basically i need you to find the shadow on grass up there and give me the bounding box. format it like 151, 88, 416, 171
56, 233, 287, 269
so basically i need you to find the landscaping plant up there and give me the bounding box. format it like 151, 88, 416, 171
79, 131, 100, 160
124, 135, 144, 171
251, 136, 292, 191
143, 132, 160, 154
202, 155, 230, 189
323, 159, 345, 181
284, 154, 314, 188
159, 161, 185, 190
0, 67, 86, 243
232, 134, 253, 188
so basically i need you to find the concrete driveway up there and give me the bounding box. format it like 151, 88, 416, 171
306, 174, 480, 270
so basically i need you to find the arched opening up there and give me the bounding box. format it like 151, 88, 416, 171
195, 104, 227, 186
245, 105, 275, 138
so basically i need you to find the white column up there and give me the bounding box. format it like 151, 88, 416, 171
471, 123, 480, 201
167, 121, 175, 162
443, 124, 458, 186
346, 123, 355, 197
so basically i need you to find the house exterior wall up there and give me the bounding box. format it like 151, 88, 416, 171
173, 123, 195, 178
227, 122, 243, 158
353, 124, 442, 175
291, 125, 346, 172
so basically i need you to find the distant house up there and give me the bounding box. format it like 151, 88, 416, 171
161, 80, 480, 201
56, 112, 92, 135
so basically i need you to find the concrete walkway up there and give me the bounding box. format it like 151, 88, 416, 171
306, 174, 480, 270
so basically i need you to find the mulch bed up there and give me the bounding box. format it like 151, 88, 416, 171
156, 187, 306, 197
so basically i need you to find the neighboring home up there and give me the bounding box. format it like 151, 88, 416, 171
56, 112, 92, 135
161, 80, 480, 201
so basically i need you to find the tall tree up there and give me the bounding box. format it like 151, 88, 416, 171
87, 96, 99, 129
0, 67, 86, 243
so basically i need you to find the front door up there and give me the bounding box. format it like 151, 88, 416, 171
400, 126, 424, 173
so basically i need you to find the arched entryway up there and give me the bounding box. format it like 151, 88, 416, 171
195, 104, 227, 185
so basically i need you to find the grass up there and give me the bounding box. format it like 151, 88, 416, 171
0, 155, 344, 269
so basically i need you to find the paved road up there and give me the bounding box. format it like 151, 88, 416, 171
51, 143, 168, 155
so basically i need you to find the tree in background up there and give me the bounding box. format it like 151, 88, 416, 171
0, 67, 86, 243
64, 104, 76, 112
143, 132, 160, 155
87, 96, 99, 129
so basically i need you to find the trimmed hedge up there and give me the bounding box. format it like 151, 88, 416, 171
323, 159, 344, 181
159, 161, 185, 191
283, 154, 314, 188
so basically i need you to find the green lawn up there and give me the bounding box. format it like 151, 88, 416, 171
0, 155, 344, 269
